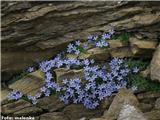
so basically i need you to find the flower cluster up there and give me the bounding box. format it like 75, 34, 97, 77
39, 53, 95, 71
88, 29, 115, 48
57, 58, 130, 109
7, 29, 139, 109
8, 90, 23, 100
67, 40, 82, 55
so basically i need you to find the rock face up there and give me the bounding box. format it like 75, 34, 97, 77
63, 104, 103, 120
1, 99, 32, 114
117, 104, 146, 120
103, 89, 139, 120
151, 44, 160, 82
8, 70, 44, 96
40, 112, 69, 120
2, 1, 160, 81
37, 95, 66, 112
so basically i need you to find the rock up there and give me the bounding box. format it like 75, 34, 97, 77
0, 88, 11, 105
155, 98, 160, 110
110, 47, 133, 58
139, 103, 153, 112
103, 89, 139, 120
37, 95, 66, 112
40, 112, 69, 120
108, 40, 128, 48
1, 99, 32, 114
13, 106, 43, 116
90, 118, 104, 120
144, 110, 160, 120
137, 92, 160, 103
130, 37, 158, 58
1, 49, 60, 82
2, 1, 160, 83
111, 12, 160, 30
79, 47, 110, 61
117, 104, 146, 120
130, 37, 158, 50
9, 70, 44, 96
66, 53, 78, 59
100, 94, 115, 109
79, 117, 87, 120
63, 104, 103, 120
140, 66, 150, 78
151, 44, 160, 82
54, 68, 84, 84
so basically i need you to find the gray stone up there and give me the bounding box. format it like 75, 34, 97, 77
37, 95, 66, 112
1, 99, 32, 114
151, 44, 160, 82
117, 104, 146, 120
103, 89, 139, 120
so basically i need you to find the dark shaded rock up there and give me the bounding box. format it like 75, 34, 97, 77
155, 98, 160, 110
63, 104, 103, 120
13, 106, 43, 116
1, 99, 32, 114
144, 110, 160, 120
137, 92, 160, 103
139, 103, 153, 112
37, 95, 66, 112
100, 94, 115, 110
40, 112, 69, 120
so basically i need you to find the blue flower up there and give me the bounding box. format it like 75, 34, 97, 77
109, 29, 115, 35
44, 89, 51, 96
40, 86, 47, 92
133, 67, 139, 73
45, 71, 53, 82
102, 33, 111, 40
27, 95, 38, 104
96, 40, 108, 47
8, 90, 23, 100
27, 67, 34, 72
75, 40, 81, 46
